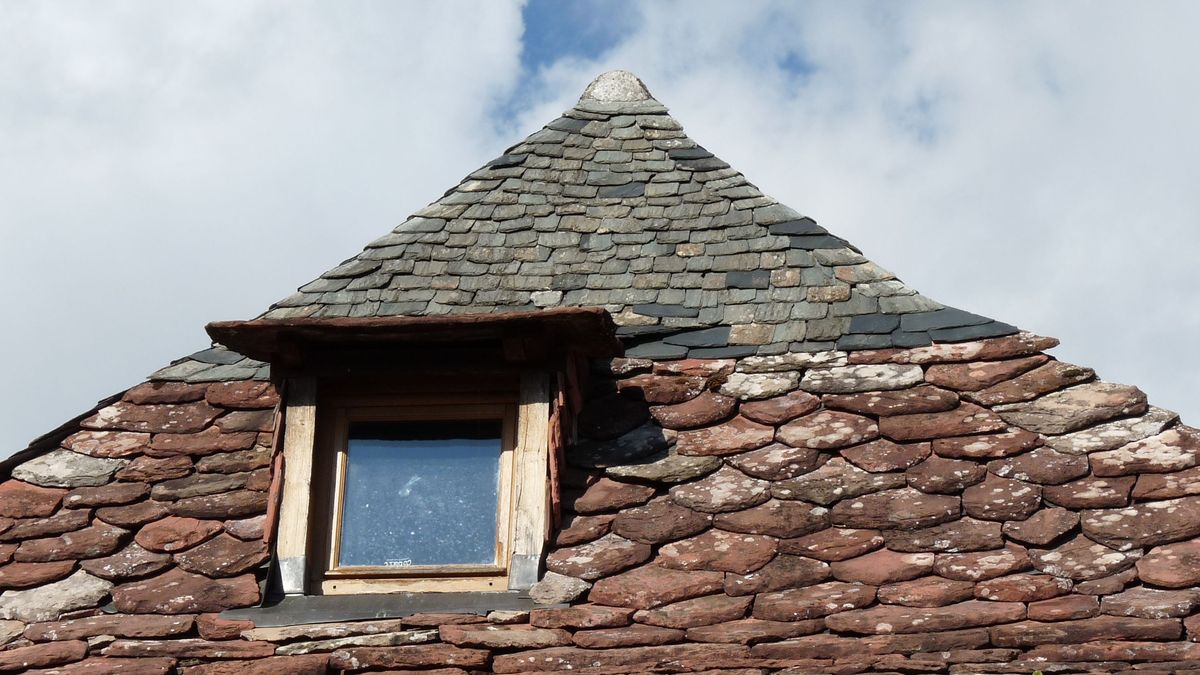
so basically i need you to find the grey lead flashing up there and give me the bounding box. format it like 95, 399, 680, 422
221, 591, 556, 628
507, 554, 541, 592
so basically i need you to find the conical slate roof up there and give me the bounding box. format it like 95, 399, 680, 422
260, 71, 1016, 360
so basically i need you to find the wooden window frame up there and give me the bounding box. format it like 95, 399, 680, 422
275, 373, 551, 596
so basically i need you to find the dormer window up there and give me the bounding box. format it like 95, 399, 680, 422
205, 308, 619, 602
311, 387, 526, 594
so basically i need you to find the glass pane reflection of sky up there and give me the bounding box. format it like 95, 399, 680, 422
340, 421, 501, 567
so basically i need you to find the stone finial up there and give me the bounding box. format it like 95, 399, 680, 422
581, 70, 653, 102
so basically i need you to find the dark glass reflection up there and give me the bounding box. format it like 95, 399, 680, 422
339, 420, 501, 567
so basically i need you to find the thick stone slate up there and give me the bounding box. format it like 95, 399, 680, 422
1029, 535, 1140, 581
147, 428, 258, 457
737, 351, 847, 374
823, 386, 959, 417
24, 613, 193, 641
772, 458, 905, 506
934, 544, 1031, 581
987, 447, 1089, 485
830, 548, 933, 585
748, 629, 992, 659
0, 640, 88, 671
1026, 595, 1101, 622
0, 560, 75, 589
798, 364, 923, 394
0, 509, 89, 542
779, 528, 884, 562
116, 456, 193, 482
752, 581, 877, 621
83, 400, 221, 434
1137, 541, 1200, 588
80, 542, 171, 580
605, 450, 721, 484
723, 554, 831, 596
848, 313, 901, 334
924, 355, 1049, 392
883, 517, 1003, 553
879, 403, 1007, 441
669, 466, 770, 513
718, 372, 800, 400
989, 615, 1181, 647
1090, 427, 1200, 476
572, 623, 683, 648
555, 514, 612, 547
101, 638, 274, 659
830, 487, 960, 531
1081, 496, 1200, 550
825, 600, 1025, 635
492, 643, 751, 674
966, 361, 1095, 406
569, 421, 669, 468
932, 428, 1041, 459
728, 443, 823, 481
610, 498, 710, 544
14, 522, 127, 562
661, 327, 732, 348
906, 456, 987, 494
112, 569, 259, 613
1133, 465, 1200, 500
1101, 587, 1200, 619
713, 499, 828, 538
61, 430, 150, 458
674, 416, 774, 456
440, 624, 571, 649
205, 380, 279, 409
658, 530, 777, 574
588, 565, 725, 610
617, 374, 706, 405
545, 533, 651, 581
528, 571, 591, 605
649, 391, 736, 430
135, 516, 223, 553
1001, 507, 1078, 546
738, 391, 820, 425
530, 604, 634, 629
1042, 406, 1179, 454
215, 409, 274, 433
962, 475, 1042, 521
841, 438, 930, 472
168, 490, 267, 519
64, 481, 149, 508
0, 569, 112, 622
195, 447, 271, 474
570, 478, 655, 514
776, 411, 879, 450
877, 577, 975, 608
633, 594, 751, 629
993, 382, 1148, 435
151, 472, 248, 501
1043, 475, 1135, 508
96, 501, 171, 529
11, 450, 128, 488
0, 482, 65, 519
685, 617, 821, 645
974, 573, 1072, 602
174, 533, 268, 578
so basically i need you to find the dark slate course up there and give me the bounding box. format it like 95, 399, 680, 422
243, 69, 1019, 359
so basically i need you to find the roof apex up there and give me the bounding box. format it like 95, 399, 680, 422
581, 70, 655, 103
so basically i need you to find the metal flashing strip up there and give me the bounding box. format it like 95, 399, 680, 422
220, 591, 556, 627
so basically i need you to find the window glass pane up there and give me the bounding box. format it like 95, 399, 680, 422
339, 420, 501, 567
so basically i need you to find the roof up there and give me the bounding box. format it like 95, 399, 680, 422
250, 70, 1017, 361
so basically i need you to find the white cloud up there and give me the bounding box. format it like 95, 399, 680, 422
2, 1, 1197, 454
0, 1, 526, 454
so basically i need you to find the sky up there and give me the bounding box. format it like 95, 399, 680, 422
2, 1, 1198, 456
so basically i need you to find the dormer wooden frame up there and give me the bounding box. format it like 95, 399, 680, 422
274, 372, 550, 596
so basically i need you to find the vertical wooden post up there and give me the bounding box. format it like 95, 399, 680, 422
509, 371, 550, 591
276, 377, 318, 595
